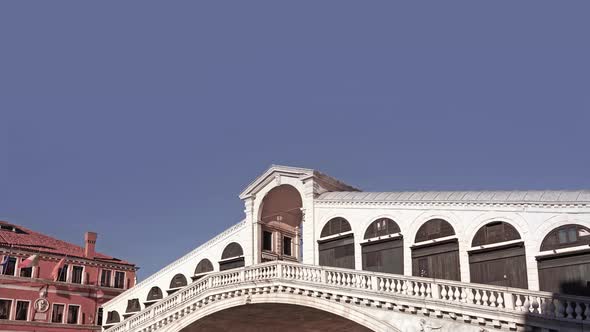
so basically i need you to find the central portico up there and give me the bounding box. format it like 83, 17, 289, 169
239, 165, 359, 266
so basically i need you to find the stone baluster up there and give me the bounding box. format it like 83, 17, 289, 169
566, 301, 574, 319
523, 296, 531, 313
489, 291, 497, 308
475, 289, 482, 305
575, 302, 583, 320
482, 290, 489, 306
454, 287, 461, 302
496, 292, 504, 309
583, 302, 590, 321
396, 279, 402, 293
440, 285, 447, 300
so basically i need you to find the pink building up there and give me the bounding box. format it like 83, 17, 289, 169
0, 220, 137, 331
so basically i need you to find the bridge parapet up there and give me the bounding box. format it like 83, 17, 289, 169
108, 261, 590, 332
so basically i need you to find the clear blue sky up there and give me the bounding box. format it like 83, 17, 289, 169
1, 2, 589, 280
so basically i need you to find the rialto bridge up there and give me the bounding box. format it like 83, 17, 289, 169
101, 165, 590, 332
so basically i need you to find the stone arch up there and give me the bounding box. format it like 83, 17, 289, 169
468, 221, 528, 289
195, 258, 214, 275
162, 291, 400, 332
464, 213, 529, 249
146, 286, 163, 302
536, 220, 590, 296
219, 242, 245, 271
534, 216, 590, 254
318, 217, 355, 269
258, 184, 303, 262
407, 212, 462, 247
409, 213, 461, 281
105, 310, 120, 324
361, 217, 403, 274
168, 273, 188, 294
320, 217, 352, 238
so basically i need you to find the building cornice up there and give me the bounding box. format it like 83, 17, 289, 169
315, 199, 590, 210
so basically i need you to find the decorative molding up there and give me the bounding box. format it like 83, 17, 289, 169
315, 199, 590, 210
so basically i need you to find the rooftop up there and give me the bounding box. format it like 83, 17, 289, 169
0, 220, 134, 266
317, 190, 590, 204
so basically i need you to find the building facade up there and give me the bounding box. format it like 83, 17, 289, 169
0, 221, 137, 331
102, 165, 590, 332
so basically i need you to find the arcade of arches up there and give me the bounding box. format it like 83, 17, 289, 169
178, 303, 373, 332
316, 217, 590, 297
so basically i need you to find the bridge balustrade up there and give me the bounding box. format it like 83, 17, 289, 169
108, 261, 590, 332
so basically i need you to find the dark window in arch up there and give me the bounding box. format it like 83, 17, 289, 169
146, 286, 163, 302
540, 224, 590, 251
538, 224, 590, 297
169, 274, 187, 289
125, 299, 141, 313
105, 311, 120, 324
219, 242, 245, 271
364, 218, 401, 239
362, 219, 403, 274
195, 259, 214, 275
472, 221, 521, 247
221, 242, 244, 259
415, 219, 455, 243
320, 217, 352, 238
318, 217, 354, 269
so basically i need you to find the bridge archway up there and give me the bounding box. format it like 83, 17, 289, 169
163, 292, 399, 332
259, 184, 303, 262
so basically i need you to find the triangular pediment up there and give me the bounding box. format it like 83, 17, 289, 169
239, 165, 360, 200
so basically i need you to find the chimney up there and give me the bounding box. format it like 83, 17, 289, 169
84, 232, 97, 259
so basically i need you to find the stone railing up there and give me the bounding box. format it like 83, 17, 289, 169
103, 220, 247, 310
107, 261, 590, 332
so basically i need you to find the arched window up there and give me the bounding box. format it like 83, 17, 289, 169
125, 299, 141, 313
540, 224, 590, 251
412, 219, 460, 281
538, 224, 590, 296
195, 259, 214, 275
193, 259, 214, 281
364, 218, 400, 239
146, 286, 163, 302
219, 243, 245, 271
472, 221, 521, 247
318, 217, 355, 269
320, 217, 352, 238
168, 274, 187, 294
469, 222, 527, 289
362, 218, 403, 274
221, 242, 244, 259
105, 311, 120, 325
415, 218, 455, 242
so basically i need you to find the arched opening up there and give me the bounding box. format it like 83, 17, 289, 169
145, 286, 163, 307
105, 310, 120, 325
193, 259, 214, 281
318, 217, 355, 269
538, 224, 590, 296
219, 242, 245, 271
123, 298, 141, 319
411, 219, 460, 281
178, 303, 374, 332
259, 185, 303, 263
168, 274, 188, 294
361, 218, 403, 274
469, 221, 527, 289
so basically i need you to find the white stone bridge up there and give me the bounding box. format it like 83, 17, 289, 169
106, 261, 590, 332
102, 165, 590, 332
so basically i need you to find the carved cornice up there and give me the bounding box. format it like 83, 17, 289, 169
315, 199, 590, 210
